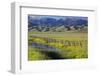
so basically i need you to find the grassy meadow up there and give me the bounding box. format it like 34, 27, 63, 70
28, 31, 88, 61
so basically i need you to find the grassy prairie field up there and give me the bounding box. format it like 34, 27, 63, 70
28, 31, 88, 61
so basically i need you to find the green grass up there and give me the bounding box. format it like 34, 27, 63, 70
28, 47, 50, 60
28, 31, 88, 60
29, 31, 87, 39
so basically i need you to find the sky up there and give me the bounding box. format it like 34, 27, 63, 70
28, 15, 88, 20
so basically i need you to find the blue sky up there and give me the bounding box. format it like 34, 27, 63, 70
28, 15, 88, 20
